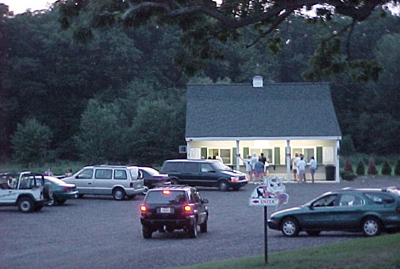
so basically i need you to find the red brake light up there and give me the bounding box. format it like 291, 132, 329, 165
231, 177, 239, 182
162, 190, 171, 195
140, 205, 147, 212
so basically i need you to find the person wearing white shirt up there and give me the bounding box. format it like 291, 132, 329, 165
308, 156, 317, 183
297, 156, 306, 183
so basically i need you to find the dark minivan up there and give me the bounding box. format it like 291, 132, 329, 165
160, 159, 248, 191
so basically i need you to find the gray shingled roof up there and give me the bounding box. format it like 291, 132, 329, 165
186, 82, 342, 139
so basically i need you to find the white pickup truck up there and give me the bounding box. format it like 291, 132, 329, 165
0, 172, 53, 213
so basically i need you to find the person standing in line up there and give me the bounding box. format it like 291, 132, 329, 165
308, 156, 317, 183
297, 156, 306, 183
259, 153, 267, 166
291, 153, 300, 181
254, 159, 265, 184
250, 153, 258, 180
215, 153, 223, 163
239, 155, 253, 182
264, 158, 270, 176
300, 154, 307, 182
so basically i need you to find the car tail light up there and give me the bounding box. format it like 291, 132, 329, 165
231, 177, 239, 182
140, 205, 147, 214
61, 187, 69, 192
183, 205, 193, 214
162, 190, 171, 195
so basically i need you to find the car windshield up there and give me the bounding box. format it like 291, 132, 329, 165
145, 190, 187, 205
212, 162, 232, 171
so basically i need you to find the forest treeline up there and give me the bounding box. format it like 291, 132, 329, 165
0, 5, 399, 166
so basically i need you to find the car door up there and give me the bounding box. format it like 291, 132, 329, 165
180, 163, 201, 186
332, 193, 365, 229
297, 194, 338, 230
191, 189, 208, 224
72, 168, 94, 194
92, 168, 113, 194
200, 163, 218, 187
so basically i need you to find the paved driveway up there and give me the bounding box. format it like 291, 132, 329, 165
0, 177, 398, 269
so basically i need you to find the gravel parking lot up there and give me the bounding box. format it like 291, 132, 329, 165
1, 177, 399, 269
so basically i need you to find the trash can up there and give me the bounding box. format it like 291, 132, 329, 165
325, 165, 335, 181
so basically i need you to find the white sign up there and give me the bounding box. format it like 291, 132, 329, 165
249, 176, 289, 208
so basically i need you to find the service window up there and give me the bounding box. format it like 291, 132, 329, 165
114, 169, 127, 180
95, 169, 112, 179
182, 163, 200, 173
76, 169, 93, 179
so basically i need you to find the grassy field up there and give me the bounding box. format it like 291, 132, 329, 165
179, 233, 400, 269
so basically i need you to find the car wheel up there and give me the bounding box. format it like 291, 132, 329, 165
218, 180, 229, 192
171, 179, 179, 185
142, 226, 152, 239
281, 217, 300, 237
18, 197, 34, 213
188, 219, 198, 238
307, 231, 321, 236
78, 194, 84, 198
112, 188, 126, 200
200, 221, 208, 233
43, 183, 53, 201
362, 217, 382, 237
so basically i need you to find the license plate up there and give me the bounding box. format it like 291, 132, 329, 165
160, 207, 171, 213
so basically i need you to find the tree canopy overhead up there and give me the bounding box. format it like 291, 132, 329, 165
57, 0, 399, 80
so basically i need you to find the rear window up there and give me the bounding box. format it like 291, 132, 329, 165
145, 190, 187, 205
161, 162, 183, 173
182, 163, 199, 173
365, 192, 395, 204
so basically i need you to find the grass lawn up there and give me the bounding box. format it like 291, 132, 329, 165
179, 233, 400, 269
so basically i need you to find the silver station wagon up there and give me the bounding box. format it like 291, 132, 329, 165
62, 165, 145, 200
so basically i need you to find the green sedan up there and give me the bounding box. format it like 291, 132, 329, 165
44, 176, 78, 206
267, 187, 400, 237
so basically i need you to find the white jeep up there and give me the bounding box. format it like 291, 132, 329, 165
0, 172, 53, 213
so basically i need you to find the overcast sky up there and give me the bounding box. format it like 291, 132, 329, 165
2, 0, 55, 14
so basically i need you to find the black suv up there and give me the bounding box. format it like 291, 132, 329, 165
140, 185, 209, 239
160, 159, 248, 191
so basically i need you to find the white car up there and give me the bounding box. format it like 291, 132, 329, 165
0, 172, 53, 213
62, 165, 145, 200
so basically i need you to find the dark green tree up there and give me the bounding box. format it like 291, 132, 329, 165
75, 99, 125, 164
344, 158, 354, 173
356, 160, 365, 176
11, 118, 52, 165
395, 159, 400, 176
57, 0, 398, 80
381, 160, 392, 176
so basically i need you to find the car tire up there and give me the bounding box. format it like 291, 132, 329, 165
188, 219, 198, 238
306, 231, 321, 236
218, 180, 229, 192
78, 194, 84, 198
43, 183, 53, 201
362, 217, 382, 237
200, 220, 208, 233
18, 197, 34, 213
112, 188, 126, 200
281, 217, 300, 237
142, 226, 152, 239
